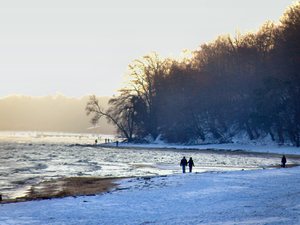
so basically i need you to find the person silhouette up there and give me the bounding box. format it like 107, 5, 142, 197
188, 157, 195, 173
180, 156, 188, 173
281, 155, 287, 167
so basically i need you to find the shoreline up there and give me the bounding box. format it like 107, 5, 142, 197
2, 143, 300, 204
2, 163, 299, 204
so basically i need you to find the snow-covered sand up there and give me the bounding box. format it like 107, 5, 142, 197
1, 132, 300, 224
1, 167, 300, 225
113, 142, 300, 155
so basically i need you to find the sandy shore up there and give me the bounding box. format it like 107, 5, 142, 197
1, 177, 120, 204
2, 164, 299, 204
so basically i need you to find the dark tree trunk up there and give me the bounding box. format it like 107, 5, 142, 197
277, 124, 284, 145
245, 121, 254, 140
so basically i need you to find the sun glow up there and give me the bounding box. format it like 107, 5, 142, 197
0, 0, 295, 98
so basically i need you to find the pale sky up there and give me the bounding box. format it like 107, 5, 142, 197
0, 0, 296, 97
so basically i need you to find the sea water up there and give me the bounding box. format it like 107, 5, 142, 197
0, 131, 296, 199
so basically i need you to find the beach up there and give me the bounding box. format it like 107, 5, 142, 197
1, 133, 300, 224
2, 166, 300, 225
4, 134, 299, 201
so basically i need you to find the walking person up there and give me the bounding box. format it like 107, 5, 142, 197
188, 157, 194, 173
180, 156, 188, 173
281, 155, 287, 167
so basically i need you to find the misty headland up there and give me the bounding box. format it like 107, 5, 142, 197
0, 95, 114, 134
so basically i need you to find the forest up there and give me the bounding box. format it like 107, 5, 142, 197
87, 3, 300, 147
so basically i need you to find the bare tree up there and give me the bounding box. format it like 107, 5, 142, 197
86, 95, 134, 141
126, 52, 168, 139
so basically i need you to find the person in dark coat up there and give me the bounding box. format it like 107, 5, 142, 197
180, 156, 188, 173
281, 155, 287, 167
188, 157, 194, 173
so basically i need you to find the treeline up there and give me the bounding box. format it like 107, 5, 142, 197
87, 3, 300, 146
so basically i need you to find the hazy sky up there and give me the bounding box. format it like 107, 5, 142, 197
0, 0, 296, 97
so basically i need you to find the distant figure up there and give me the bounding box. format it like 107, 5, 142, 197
116, 140, 119, 147
281, 155, 287, 167
0, 194, 2, 202
188, 157, 195, 173
94, 139, 98, 145
180, 156, 188, 173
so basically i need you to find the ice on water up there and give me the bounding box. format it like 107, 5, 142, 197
0, 131, 295, 199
